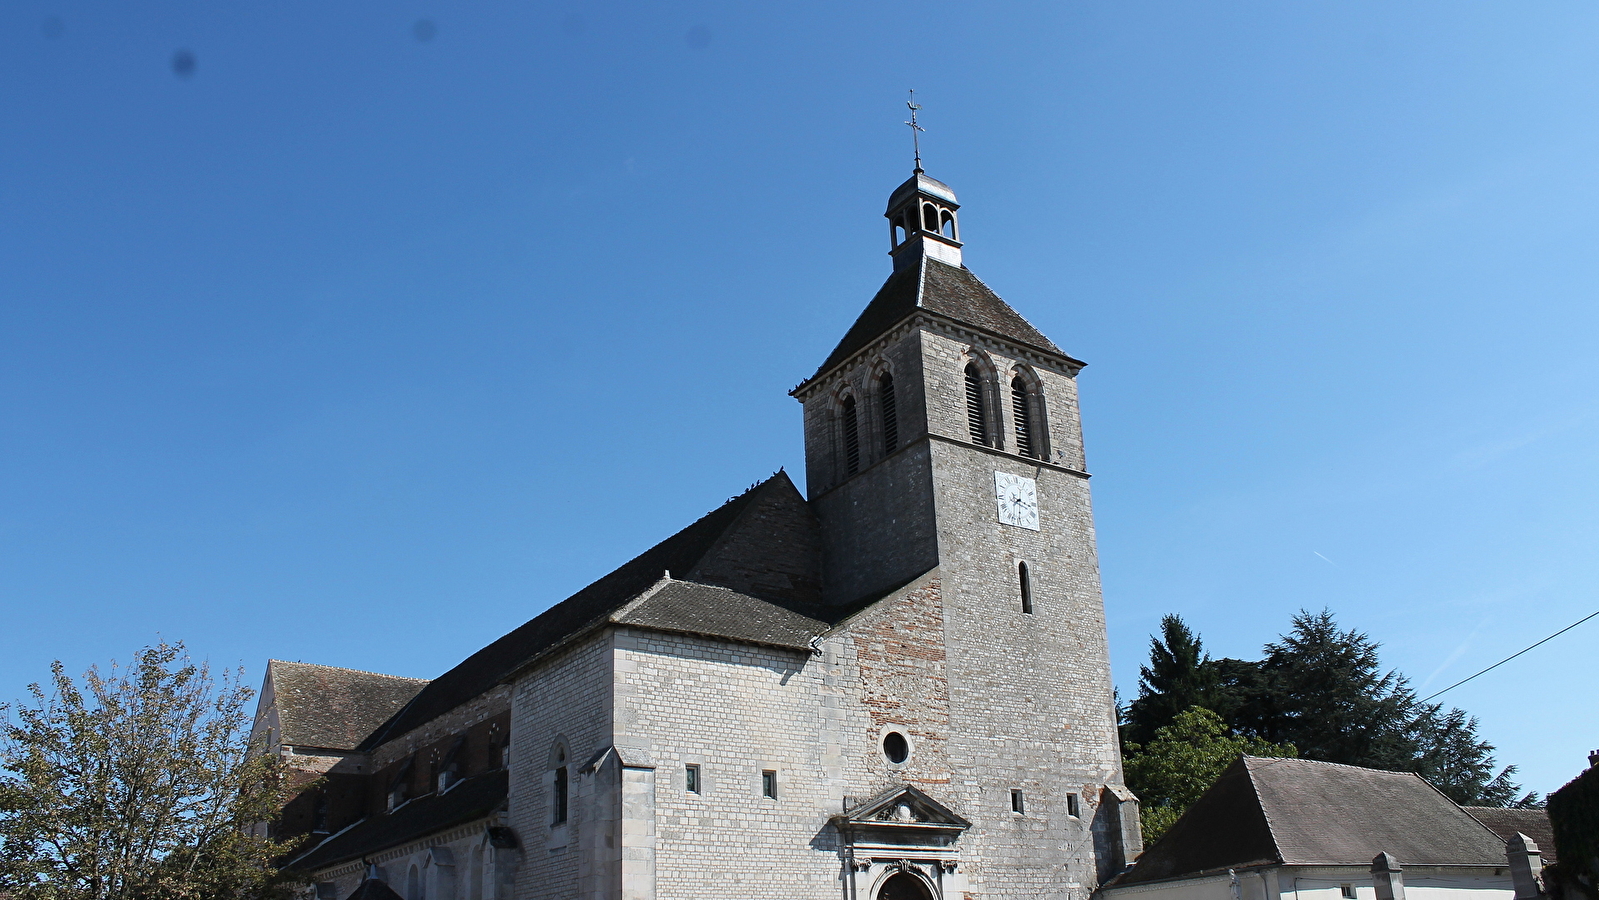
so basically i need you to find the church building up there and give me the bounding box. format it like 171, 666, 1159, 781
252, 165, 1142, 900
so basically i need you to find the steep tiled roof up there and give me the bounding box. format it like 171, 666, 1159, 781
289, 769, 508, 872
613, 581, 829, 651
359, 471, 822, 750
267, 661, 428, 752
1465, 807, 1556, 862
1120, 757, 1509, 885
808, 257, 1067, 382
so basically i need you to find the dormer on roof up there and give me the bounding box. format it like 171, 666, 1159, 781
886, 171, 961, 271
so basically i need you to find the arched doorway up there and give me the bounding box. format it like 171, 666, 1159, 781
878, 871, 935, 900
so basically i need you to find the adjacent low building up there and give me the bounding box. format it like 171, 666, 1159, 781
1099, 757, 1553, 900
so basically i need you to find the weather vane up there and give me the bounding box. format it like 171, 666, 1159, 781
905, 90, 924, 174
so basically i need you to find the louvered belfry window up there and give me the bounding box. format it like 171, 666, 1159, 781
965, 363, 989, 446
1012, 376, 1035, 458
842, 396, 861, 475
879, 372, 898, 453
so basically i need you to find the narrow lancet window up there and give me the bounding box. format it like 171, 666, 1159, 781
1019, 561, 1033, 614
842, 396, 861, 475
1012, 376, 1035, 458
965, 363, 989, 446
552, 747, 569, 825
879, 373, 898, 453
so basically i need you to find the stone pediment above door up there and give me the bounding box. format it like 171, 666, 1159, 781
832, 785, 971, 848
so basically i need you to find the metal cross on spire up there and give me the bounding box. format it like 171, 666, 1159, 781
905, 90, 925, 174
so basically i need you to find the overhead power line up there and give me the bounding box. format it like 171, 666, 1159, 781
1420, 609, 1599, 704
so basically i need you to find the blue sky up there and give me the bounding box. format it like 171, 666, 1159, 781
3, 1, 1595, 796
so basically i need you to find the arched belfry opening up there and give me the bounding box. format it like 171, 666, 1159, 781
884, 171, 962, 271
878, 872, 936, 900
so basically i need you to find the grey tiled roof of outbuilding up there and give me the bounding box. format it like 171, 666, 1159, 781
267, 661, 428, 752
1464, 807, 1556, 862
1119, 756, 1510, 885
807, 256, 1069, 383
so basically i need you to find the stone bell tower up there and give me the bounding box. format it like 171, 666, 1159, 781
792, 168, 1140, 893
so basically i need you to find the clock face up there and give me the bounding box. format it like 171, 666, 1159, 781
994, 472, 1040, 531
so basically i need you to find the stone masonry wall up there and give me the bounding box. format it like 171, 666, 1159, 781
848, 576, 953, 794
804, 322, 941, 604
509, 631, 616, 900
611, 626, 855, 899
920, 327, 1126, 900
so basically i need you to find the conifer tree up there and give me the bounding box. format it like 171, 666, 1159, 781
1122, 609, 1536, 810
1121, 615, 1226, 746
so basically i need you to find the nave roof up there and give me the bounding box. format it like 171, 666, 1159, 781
267, 661, 428, 752
358, 470, 824, 750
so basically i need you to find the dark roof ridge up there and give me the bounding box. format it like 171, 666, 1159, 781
1244, 755, 1418, 778
269, 659, 429, 684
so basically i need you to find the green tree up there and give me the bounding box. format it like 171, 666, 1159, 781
0, 642, 305, 900
1410, 703, 1539, 808
1121, 615, 1227, 747
1125, 608, 1536, 809
1122, 706, 1297, 844
1253, 609, 1417, 770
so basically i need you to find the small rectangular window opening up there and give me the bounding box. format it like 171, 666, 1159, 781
1019, 561, 1033, 615
1341, 886, 1356, 900
685, 764, 700, 794
1066, 793, 1080, 817
761, 770, 778, 799
1010, 789, 1025, 815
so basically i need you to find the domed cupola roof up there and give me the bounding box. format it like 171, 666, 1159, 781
886, 172, 958, 213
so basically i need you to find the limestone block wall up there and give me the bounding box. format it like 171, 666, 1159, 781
919, 330, 1128, 899
809, 442, 939, 604
509, 632, 615, 899
844, 575, 953, 795
610, 625, 867, 899
917, 328, 1084, 473
800, 322, 928, 497
803, 323, 940, 604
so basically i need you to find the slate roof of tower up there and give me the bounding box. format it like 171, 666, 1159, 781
1118, 756, 1509, 885
809, 256, 1068, 382
289, 768, 508, 871
1464, 807, 1557, 862
358, 471, 823, 750
267, 661, 428, 752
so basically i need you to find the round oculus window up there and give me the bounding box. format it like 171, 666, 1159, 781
883, 731, 910, 764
